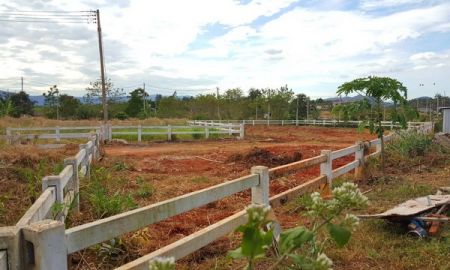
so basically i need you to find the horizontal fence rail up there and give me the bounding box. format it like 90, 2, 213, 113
0, 122, 433, 270
5, 123, 245, 144
192, 119, 433, 130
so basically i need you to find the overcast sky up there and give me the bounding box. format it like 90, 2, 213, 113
0, 0, 449, 98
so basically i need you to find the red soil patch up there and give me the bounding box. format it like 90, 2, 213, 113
69, 126, 375, 269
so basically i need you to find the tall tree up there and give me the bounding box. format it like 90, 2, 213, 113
43, 85, 60, 119
10, 91, 34, 117
125, 88, 148, 117
337, 76, 408, 172
85, 78, 125, 104
59, 94, 81, 119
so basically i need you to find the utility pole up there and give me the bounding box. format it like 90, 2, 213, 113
216, 87, 221, 120
307, 97, 310, 120
21, 77, 23, 92
96, 9, 108, 123
143, 82, 146, 112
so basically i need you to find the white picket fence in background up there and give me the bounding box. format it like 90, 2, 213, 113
191, 119, 434, 130
5, 123, 244, 144
0, 122, 433, 269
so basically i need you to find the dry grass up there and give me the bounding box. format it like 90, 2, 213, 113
0, 143, 79, 225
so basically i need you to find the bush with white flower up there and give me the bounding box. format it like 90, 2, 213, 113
230, 182, 368, 270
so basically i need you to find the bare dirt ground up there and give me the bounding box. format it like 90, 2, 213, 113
68, 126, 375, 269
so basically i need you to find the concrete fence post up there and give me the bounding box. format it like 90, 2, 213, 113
228, 125, 232, 136
281, 120, 284, 126
64, 157, 79, 213
6, 128, 11, 144
42, 176, 63, 215
22, 220, 67, 270
55, 126, 60, 142
0, 226, 21, 270
250, 166, 269, 206
376, 139, 382, 153
390, 121, 393, 130
354, 141, 366, 181
205, 126, 209, 139
252, 120, 255, 126
138, 125, 142, 142
108, 124, 112, 141
239, 124, 245, 140
320, 150, 333, 189
167, 125, 172, 141
79, 144, 91, 180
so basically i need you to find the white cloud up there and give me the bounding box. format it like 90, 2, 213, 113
0, 0, 449, 98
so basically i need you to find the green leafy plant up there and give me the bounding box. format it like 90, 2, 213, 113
230, 182, 368, 270
337, 76, 409, 173
98, 238, 125, 261
135, 176, 155, 198
148, 257, 176, 270
112, 161, 128, 171
87, 182, 137, 218
229, 206, 274, 269
191, 132, 203, 140
86, 168, 137, 218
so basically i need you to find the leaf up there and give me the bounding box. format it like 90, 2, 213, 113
228, 247, 245, 259
279, 227, 314, 253
328, 223, 351, 247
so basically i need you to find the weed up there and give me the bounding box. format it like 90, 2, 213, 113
53, 163, 64, 174
190, 176, 210, 184
15, 160, 47, 202
112, 161, 128, 171
135, 176, 155, 198
386, 131, 432, 159
85, 167, 137, 218
191, 133, 203, 140
97, 238, 125, 261
87, 182, 137, 219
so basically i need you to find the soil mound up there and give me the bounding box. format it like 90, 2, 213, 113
227, 147, 302, 167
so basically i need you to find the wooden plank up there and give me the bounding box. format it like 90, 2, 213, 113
331, 145, 358, 160
269, 155, 327, 177
16, 187, 56, 226
141, 132, 169, 135
116, 210, 247, 270
65, 174, 259, 254
332, 160, 360, 179
270, 175, 327, 207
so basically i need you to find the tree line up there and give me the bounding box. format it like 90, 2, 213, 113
0, 77, 438, 122
0, 80, 323, 120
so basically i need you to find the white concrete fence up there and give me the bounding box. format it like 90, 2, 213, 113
5, 123, 244, 144
191, 119, 433, 130
0, 134, 100, 270
0, 124, 432, 270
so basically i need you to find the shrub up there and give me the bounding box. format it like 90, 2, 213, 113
115, 111, 129, 120
86, 167, 137, 218
87, 182, 137, 218
386, 131, 432, 159
191, 133, 202, 140
229, 182, 368, 269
